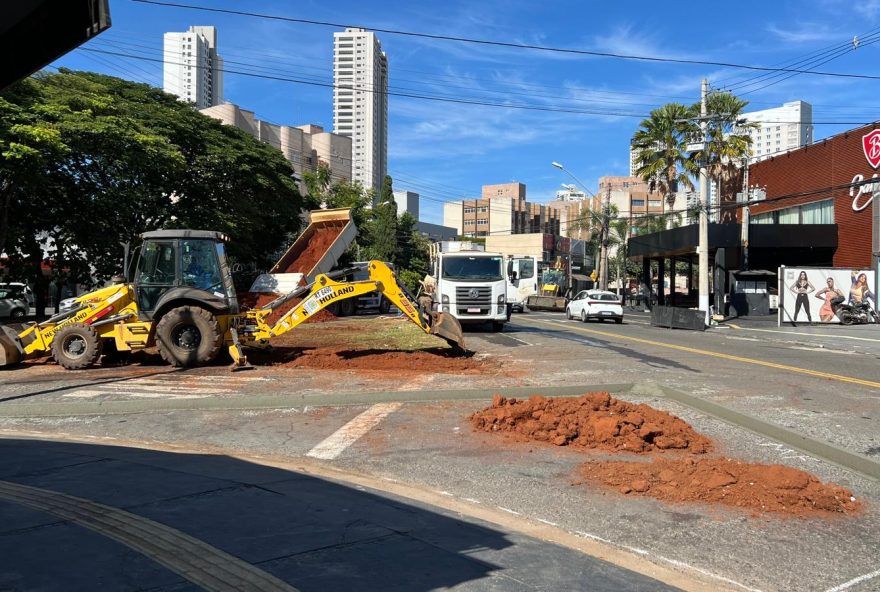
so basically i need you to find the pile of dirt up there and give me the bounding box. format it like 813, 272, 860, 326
470, 393, 862, 517
252, 345, 491, 374
469, 392, 713, 453
579, 457, 861, 516
278, 226, 342, 274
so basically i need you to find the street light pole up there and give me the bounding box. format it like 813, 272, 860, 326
600, 183, 611, 291
698, 78, 710, 325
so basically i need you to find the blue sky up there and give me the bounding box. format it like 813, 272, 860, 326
52, 0, 880, 225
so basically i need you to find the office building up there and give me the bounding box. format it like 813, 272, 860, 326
443, 182, 562, 238
333, 28, 388, 195
163, 25, 223, 109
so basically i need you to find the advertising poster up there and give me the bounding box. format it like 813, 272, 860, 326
779, 267, 877, 325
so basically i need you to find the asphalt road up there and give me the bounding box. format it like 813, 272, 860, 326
1, 312, 879, 592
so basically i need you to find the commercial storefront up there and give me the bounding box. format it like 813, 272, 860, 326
628, 122, 880, 314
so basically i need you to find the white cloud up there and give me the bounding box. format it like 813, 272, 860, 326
766, 23, 841, 43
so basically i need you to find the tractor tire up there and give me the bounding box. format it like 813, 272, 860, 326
52, 323, 103, 370
155, 306, 223, 368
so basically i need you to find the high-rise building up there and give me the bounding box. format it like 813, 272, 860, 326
163, 26, 223, 109
742, 100, 813, 162
333, 28, 388, 195
200, 103, 351, 194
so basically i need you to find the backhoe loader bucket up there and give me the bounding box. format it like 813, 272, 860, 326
429, 312, 466, 351
0, 326, 23, 367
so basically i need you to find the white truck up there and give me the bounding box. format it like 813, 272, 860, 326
424, 242, 509, 331
505, 255, 539, 313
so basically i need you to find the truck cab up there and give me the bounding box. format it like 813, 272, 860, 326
506, 255, 538, 313
429, 243, 508, 331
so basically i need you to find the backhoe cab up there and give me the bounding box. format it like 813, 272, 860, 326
0, 223, 465, 370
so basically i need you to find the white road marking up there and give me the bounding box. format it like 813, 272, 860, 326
61, 390, 106, 399
61, 389, 212, 400
536, 518, 558, 527
730, 326, 880, 343
306, 402, 402, 460
506, 335, 532, 346
497, 506, 520, 515
824, 567, 880, 592
573, 531, 761, 592
97, 383, 234, 394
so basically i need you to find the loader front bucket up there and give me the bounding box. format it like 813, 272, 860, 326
429, 312, 466, 351
0, 326, 23, 367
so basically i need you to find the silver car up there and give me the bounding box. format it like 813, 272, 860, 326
0, 289, 28, 319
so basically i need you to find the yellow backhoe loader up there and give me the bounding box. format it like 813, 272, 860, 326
0, 229, 465, 371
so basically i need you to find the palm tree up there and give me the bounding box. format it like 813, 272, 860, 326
692, 91, 757, 222
631, 103, 699, 208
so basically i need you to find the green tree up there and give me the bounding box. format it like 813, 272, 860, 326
1, 70, 305, 314
395, 211, 431, 293
631, 103, 699, 208
692, 91, 757, 223
364, 175, 398, 262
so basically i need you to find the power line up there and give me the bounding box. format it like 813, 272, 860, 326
77, 47, 878, 126
132, 0, 880, 81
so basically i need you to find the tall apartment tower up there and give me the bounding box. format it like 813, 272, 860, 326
333, 28, 388, 195
163, 26, 223, 109
743, 100, 813, 162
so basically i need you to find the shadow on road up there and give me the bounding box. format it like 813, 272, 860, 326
0, 438, 676, 591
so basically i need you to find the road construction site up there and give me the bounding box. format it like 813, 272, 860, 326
2, 310, 880, 592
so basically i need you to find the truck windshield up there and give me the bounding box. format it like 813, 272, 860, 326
442, 256, 503, 281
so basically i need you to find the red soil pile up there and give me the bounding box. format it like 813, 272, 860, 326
280, 227, 341, 274
579, 457, 862, 516
255, 345, 490, 374
470, 392, 712, 453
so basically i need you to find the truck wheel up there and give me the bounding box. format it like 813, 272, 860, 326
52, 323, 103, 370
11, 308, 25, 319
491, 321, 505, 332
155, 306, 222, 367
379, 297, 391, 314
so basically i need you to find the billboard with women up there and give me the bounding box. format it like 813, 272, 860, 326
779, 267, 876, 324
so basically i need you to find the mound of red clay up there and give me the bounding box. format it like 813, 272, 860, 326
284, 227, 341, 274
579, 457, 861, 516
257, 346, 490, 374
470, 392, 712, 453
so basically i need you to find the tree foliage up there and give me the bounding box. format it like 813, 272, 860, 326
1, 70, 305, 312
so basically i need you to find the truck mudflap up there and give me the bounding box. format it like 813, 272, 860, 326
0, 325, 24, 367
428, 312, 466, 351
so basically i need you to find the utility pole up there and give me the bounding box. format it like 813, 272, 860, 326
599, 182, 611, 291
698, 78, 710, 325
740, 154, 750, 271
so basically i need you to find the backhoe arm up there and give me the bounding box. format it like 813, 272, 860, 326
245, 261, 465, 350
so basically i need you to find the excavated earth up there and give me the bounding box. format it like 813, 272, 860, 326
579, 457, 861, 516
470, 392, 713, 453
248, 345, 493, 374
470, 392, 862, 517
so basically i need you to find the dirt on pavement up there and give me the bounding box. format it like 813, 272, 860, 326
579, 457, 862, 516
469, 392, 713, 453
470, 392, 862, 517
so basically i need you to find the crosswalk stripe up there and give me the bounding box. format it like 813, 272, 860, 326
306, 402, 402, 460
97, 383, 234, 393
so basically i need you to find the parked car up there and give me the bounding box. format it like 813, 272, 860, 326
0, 288, 29, 319
566, 289, 623, 323
0, 282, 33, 305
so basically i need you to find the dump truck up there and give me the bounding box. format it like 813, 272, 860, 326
0, 210, 464, 370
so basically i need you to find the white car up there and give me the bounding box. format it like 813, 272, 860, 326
566, 290, 623, 324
